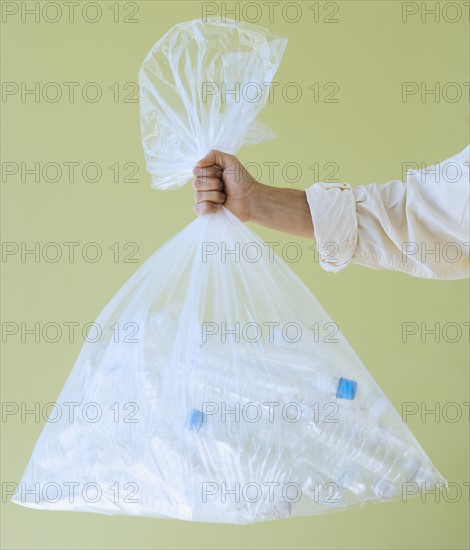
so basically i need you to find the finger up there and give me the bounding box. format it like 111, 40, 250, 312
193, 201, 222, 216
192, 165, 222, 178
192, 176, 224, 191
194, 190, 226, 204
196, 149, 234, 170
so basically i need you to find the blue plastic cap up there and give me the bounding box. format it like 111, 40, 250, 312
186, 408, 205, 432
336, 377, 358, 400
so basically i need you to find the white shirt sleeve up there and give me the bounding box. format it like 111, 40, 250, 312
305, 144, 470, 279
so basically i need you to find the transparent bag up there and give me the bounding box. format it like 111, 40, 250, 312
12, 18, 447, 524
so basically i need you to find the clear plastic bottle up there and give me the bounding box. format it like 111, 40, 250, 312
180, 339, 435, 510
184, 408, 305, 521
187, 339, 359, 406
301, 408, 424, 495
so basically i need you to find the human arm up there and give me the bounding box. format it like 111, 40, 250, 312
192, 150, 314, 239
193, 145, 470, 279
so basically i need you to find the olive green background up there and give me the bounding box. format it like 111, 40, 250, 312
1, 1, 469, 549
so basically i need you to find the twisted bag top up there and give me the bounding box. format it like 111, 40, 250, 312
138, 18, 287, 189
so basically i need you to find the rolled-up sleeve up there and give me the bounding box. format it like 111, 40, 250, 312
305, 144, 470, 279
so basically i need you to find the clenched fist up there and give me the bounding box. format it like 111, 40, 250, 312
192, 149, 260, 222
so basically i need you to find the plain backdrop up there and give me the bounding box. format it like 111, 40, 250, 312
1, 1, 469, 549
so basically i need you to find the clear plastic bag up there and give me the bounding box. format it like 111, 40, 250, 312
139, 18, 286, 190
12, 18, 447, 524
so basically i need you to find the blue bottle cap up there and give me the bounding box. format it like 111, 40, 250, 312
186, 408, 205, 432
336, 377, 357, 400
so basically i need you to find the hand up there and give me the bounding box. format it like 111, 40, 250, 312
192, 149, 260, 221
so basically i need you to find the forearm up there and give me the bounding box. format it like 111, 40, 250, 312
249, 182, 315, 239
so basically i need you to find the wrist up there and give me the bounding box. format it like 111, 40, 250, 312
248, 181, 267, 224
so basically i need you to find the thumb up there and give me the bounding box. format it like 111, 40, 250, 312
196, 149, 233, 170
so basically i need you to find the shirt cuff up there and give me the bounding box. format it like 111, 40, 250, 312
305, 182, 358, 273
